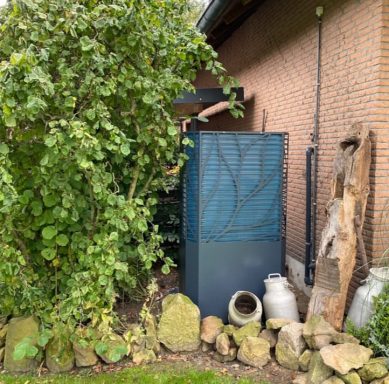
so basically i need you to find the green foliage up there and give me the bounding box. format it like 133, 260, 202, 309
346, 284, 389, 356
13, 337, 39, 361
0, 0, 242, 332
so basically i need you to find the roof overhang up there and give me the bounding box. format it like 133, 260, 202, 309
197, 0, 265, 48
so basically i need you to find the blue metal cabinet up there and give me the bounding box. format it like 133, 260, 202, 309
180, 132, 288, 320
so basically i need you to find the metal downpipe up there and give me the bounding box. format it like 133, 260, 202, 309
305, 7, 323, 286
305, 147, 313, 285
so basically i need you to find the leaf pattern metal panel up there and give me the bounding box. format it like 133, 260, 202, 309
183, 132, 285, 243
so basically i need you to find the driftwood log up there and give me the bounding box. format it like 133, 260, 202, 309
306, 122, 371, 330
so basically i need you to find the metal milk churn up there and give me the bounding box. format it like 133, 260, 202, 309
262, 273, 300, 321
347, 267, 389, 328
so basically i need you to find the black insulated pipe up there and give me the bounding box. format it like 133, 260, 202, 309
305, 147, 314, 286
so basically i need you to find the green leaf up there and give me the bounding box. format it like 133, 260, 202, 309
6, 98, 16, 107
137, 219, 148, 232
31, 201, 43, 216
13, 347, 26, 361
13, 338, 38, 361
95, 341, 107, 355
41, 248, 56, 260
37, 329, 52, 347
43, 194, 57, 207
56, 234, 69, 246
80, 36, 94, 51
142, 93, 154, 104
40, 154, 49, 166
42, 226, 57, 240
25, 345, 39, 358
44, 136, 57, 147
0, 143, 9, 155
223, 84, 231, 95
158, 138, 167, 147
120, 144, 130, 156
167, 126, 177, 136
5, 115, 16, 127
108, 345, 127, 363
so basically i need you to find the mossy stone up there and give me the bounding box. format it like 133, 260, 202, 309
338, 371, 362, 384
96, 334, 127, 364
73, 340, 98, 368
358, 358, 388, 382
232, 321, 261, 347
46, 333, 75, 373
157, 293, 200, 352
4, 316, 40, 373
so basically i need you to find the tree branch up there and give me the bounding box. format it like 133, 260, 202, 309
128, 165, 140, 201
137, 168, 156, 197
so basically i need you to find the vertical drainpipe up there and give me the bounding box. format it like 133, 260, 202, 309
305, 6, 324, 286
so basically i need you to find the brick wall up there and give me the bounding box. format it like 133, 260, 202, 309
194, 0, 389, 290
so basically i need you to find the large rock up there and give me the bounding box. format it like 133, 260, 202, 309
307, 351, 334, 384
260, 329, 277, 348
303, 315, 337, 349
0, 324, 8, 348
266, 318, 295, 330
338, 371, 362, 384
276, 322, 307, 370
332, 333, 359, 345
322, 377, 345, 384
157, 293, 200, 352
299, 349, 314, 372
0, 347, 5, 362
320, 343, 373, 375
73, 340, 98, 367
358, 358, 388, 382
46, 333, 75, 373
201, 316, 224, 344
4, 316, 40, 373
132, 349, 156, 365
95, 334, 127, 364
214, 347, 237, 363
215, 333, 230, 356
232, 321, 260, 346
371, 375, 389, 384
237, 337, 270, 368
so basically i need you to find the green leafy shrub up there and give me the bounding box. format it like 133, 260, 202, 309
346, 284, 389, 356
0, 0, 242, 332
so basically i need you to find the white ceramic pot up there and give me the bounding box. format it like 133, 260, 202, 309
228, 291, 262, 327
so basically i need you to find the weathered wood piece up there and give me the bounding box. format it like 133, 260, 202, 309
307, 123, 371, 330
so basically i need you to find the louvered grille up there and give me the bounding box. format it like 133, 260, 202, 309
182, 132, 287, 243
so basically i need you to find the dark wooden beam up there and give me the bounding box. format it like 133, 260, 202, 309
174, 87, 244, 105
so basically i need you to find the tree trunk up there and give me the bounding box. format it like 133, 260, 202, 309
306, 122, 371, 330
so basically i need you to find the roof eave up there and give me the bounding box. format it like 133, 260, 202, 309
196, 0, 230, 34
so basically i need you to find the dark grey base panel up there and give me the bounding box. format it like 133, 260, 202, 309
179, 240, 284, 322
